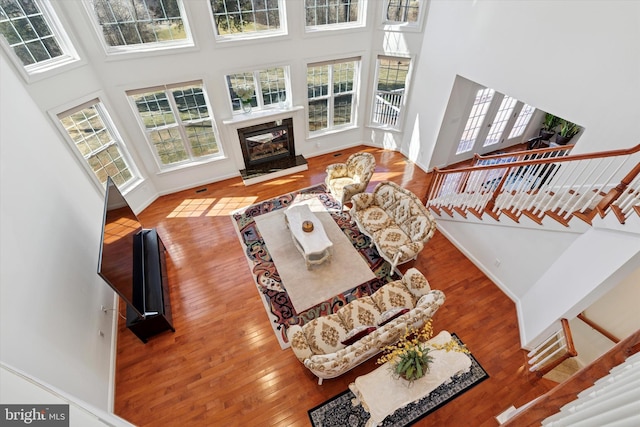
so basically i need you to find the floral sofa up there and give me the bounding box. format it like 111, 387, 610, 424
351, 181, 437, 270
325, 151, 376, 206
287, 268, 445, 384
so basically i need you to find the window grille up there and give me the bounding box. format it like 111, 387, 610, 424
58, 100, 136, 187
305, 0, 361, 28
88, 0, 190, 51
227, 67, 288, 112
0, 0, 78, 74
372, 56, 410, 129
128, 82, 222, 167
209, 0, 283, 38
307, 57, 359, 132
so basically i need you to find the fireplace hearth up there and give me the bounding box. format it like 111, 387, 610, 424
237, 117, 307, 184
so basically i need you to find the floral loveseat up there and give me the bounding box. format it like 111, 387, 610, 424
351, 181, 437, 270
287, 268, 445, 384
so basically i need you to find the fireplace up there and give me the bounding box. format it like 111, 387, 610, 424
236, 117, 308, 184
238, 118, 295, 167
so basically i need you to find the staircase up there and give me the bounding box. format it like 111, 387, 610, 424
426, 144, 640, 228
425, 144, 640, 424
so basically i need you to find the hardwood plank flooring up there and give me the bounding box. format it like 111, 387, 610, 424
114, 146, 556, 426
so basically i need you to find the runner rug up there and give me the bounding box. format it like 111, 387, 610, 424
308, 334, 489, 427
231, 184, 399, 349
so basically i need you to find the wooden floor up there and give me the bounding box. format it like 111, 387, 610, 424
114, 146, 556, 426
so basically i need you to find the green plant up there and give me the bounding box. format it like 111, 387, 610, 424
558, 119, 580, 137
377, 320, 468, 382
542, 113, 560, 131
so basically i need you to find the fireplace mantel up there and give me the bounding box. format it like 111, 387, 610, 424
222, 105, 304, 128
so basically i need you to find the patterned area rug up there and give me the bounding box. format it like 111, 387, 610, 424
231, 184, 399, 349
308, 334, 489, 427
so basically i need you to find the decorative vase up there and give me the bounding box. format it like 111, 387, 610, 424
241, 101, 252, 113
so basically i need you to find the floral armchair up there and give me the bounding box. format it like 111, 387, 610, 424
325, 152, 376, 206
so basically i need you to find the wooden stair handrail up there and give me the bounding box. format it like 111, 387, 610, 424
502, 329, 640, 427
577, 312, 620, 343
431, 143, 640, 177
533, 319, 578, 378
594, 160, 640, 216
472, 144, 572, 164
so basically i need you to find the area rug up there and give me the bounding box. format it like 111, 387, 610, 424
308, 334, 489, 427
254, 198, 376, 313
231, 184, 399, 349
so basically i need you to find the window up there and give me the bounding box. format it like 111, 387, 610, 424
128, 82, 221, 168
305, 0, 363, 30
86, 0, 191, 52
456, 88, 494, 154
383, 0, 426, 29
0, 0, 78, 75
58, 100, 137, 188
226, 67, 288, 113
483, 95, 516, 148
508, 104, 534, 139
209, 0, 284, 39
371, 55, 410, 129
307, 58, 359, 133
455, 85, 535, 156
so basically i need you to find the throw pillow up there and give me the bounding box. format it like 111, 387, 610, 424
371, 281, 416, 312
401, 268, 431, 300
377, 307, 410, 326
341, 325, 377, 346
337, 297, 382, 330
303, 313, 349, 355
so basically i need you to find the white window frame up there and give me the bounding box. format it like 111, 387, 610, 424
381, 0, 428, 32
369, 54, 413, 131
0, 0, 81, 82
82, 0, 194, 55
452, 84, 536, 161
208, 0, 287, 42
127, 81, 224, 171
306, 57, 360, 135
53, 95, 140, 192
304, 0, 365, 33
226, 66, 291, 114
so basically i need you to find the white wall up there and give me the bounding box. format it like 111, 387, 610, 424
406, 0, 640, 172
0, 55, 117, 410
403, 0, 640, 346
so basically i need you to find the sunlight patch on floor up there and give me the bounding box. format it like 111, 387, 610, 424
167, 198, 216, 218
206, 196, 257, 216
373, 171, 401, 181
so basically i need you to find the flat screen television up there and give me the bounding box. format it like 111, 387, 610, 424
97, 177, 145, 318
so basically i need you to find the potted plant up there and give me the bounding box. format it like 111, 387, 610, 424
377, 320, 468, 383
556, 119, 580, 145
539, 113, 559, 141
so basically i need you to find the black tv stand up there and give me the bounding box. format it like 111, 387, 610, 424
127, 228, 175, 343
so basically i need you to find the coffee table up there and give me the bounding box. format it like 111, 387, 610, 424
348, 331, 472, 427
283, 204, 333, 269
